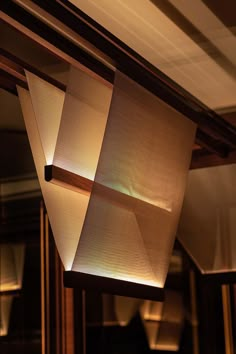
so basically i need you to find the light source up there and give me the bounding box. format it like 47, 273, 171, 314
17, 65, 195, 300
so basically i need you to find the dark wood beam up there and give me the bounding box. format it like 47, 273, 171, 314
0, 48, 66, 91
64, 271, 164, 302
191, 148, 236, 169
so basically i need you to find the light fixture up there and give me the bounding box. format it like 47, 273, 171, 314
178, 163, 236, 277
0, 295, 14, 336
98, 295, 141, 327
0, 244, 25, 292
17, 65, 195, 300
140, 290, 184, 351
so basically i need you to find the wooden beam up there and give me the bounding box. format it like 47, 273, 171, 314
44, 165, 172, 215
45, 165, 93, 195
64, 271, 164, 302
0, 48, 66, 91
191, 148, 236, 169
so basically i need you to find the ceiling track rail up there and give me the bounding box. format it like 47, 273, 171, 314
1, 0, 236, 158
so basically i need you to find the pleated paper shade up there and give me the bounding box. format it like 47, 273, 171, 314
18, 66, 196, 299
0, 244, 25, 292
178, 164, 236, 274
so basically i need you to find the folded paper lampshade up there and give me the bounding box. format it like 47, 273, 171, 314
101, 295, 141, 327
0, 295, 13, 336
178, 164, 236, 275
0, 244, 25, 292
140, 290, 184, 351
17, 66, 196, 299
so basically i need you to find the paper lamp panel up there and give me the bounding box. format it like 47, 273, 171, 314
19, 67, 196, 291
17, 83, 89, 271
141, 290, 184, 351
0, 295, 13, 336
102, 294, 141, 326
178, 163, 236, 273
72, 71, 196, 288
0, 244, 25, 292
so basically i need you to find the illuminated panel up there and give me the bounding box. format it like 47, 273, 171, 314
18, 68, 111, 271
0, 295, 13, 336
140, 300, 163, 322
25, 71, 63, 165
0, 244, 24, 292
155, 322, 183, 351
178, 163, 236, 273
53, 66, 112, 180
19, 67, 195, 294
141, 290, 184, 351
72, 71, 196, 288
17, 77, 89, 271
102, 295, 141, 326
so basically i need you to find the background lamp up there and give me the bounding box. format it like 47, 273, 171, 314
140, 290, 184, 351
178, 163, 236, 276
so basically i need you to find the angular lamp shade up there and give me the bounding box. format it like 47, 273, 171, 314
0, 244, 25, 292
18, 66, 195, 300
140, 290, 184, 351
102, 295, 141, 327
178, 164, 236, 276
0, 295, 13, 336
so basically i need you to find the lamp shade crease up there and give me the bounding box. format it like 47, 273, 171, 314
178, 164, 236, 273
18, 66, 196, 291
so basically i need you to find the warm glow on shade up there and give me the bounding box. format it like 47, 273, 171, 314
0, 296, 13, 336
178, 164, 236, 274
140, 291, 184, 351
18, 66, 195, 292
102, 295, 141, 326
0, 244, 24, 292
